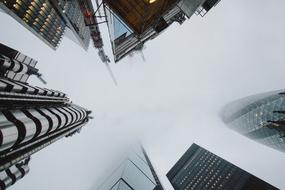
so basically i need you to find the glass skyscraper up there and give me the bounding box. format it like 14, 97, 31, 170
0, 0, 90, 50
167, 143, 278, 190
222, 90, 285, 153
0, 43, 92, 189
95, 145, 164, 190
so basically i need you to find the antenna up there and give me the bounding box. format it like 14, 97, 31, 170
98, 49, 118, 86
129, 43, 146, 62
95, 0, 102, 17
35, 73, 47, 85
140, 51, 146, 62
81, 0, 116, 85
104, 61, 118, 86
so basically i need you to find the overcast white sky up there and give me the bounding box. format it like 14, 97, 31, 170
1, 0, 285, 189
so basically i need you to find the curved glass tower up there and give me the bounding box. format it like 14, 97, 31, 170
221, 90, 285, 153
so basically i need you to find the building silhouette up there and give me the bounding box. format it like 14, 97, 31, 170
0, 0, 91, 50
95, 145, 164, 190
0, 43, 91, 189
102, 0, 221, 62
167, 143, 278, 190
222, 90, 285, 153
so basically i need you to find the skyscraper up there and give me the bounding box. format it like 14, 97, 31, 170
167, 143, 278, 190
102, 0, 221, 62
0, 43, 91, 189
0, 0, 90, 50
221, 90, 285, 153
95, 145, 164, 190
57, 0, 91, 50
78, 0, 109, 61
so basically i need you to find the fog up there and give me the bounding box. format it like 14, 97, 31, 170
1, 0, 285, 189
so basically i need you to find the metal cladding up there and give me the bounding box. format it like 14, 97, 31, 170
0, 78, 68, 105
0, 158, 30, 190
0, 104, 88, 153
0, 43, 38, 83
0, 43, 91, 189
222, 90, 285, 153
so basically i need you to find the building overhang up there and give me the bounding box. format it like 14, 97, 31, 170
104, 0, 179, 35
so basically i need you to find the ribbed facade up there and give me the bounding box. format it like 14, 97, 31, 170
0, 41, 38, 84
167, 144, 278, 190
222, 90, 285, 153
0, 158, 30, 190
0, 43, 91, 189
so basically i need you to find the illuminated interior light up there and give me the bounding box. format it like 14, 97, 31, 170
148, 0, 157, 3
144, 0, 157, 4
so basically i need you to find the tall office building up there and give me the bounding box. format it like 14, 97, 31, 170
222, 90, 285, 153
57, 0, 91, 50
0, 43, 91, 189
95, 145, 164, 190
77, 0, 110, 62
167, 143, 278, 190
0, 0, 90, 50
101, 0, 221, 62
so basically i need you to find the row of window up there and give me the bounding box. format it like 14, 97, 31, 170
7, 0, 66, 47
0, 77, 66, 99
173, 149, 245, 190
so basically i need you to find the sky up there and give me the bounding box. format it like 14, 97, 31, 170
1, 0, 285, 189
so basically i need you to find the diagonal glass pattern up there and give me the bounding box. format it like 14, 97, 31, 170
95, 145, 163, 190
